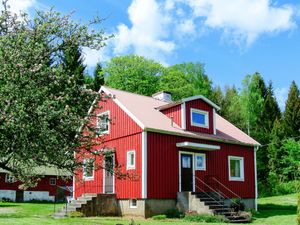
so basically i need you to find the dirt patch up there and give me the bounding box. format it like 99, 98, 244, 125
0, 207, 16, 214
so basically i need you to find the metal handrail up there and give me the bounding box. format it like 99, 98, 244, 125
212, 177, 241, 200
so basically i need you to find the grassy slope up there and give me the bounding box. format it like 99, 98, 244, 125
0, 194, 297, 225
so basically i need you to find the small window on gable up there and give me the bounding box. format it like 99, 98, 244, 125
83, 158, 95, 180
228, 156, 244, 181
195, 154, 206, 170
190, 108, 209, 128
5, 174, 15, 183
50, 178, 56, 186
97, 111, 110, 134
127, 151, 135, 170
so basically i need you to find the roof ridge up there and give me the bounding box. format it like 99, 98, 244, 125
102, 86, 169, 103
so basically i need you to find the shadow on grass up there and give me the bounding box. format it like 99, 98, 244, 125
253, 203, 297, 219
0, 204, 19, 208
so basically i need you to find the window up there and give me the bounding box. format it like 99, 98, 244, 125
129, 199, 137, 208
5, 174, 15, 183
195, 154, 206, 170
228, 156, 244, 181
97, 111, 110, 134
50, 178, 56, 185
190, 108, 209, 128
83, 158, 95, 180
127, 151, 135, 170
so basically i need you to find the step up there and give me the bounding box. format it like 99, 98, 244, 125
68, 203, 83, 208
213, 208, 231, 214
208, 205, 228, 210
83, 193, 97, 197
204, 201, 224, 206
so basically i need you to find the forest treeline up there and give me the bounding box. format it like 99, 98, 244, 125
85, 55, 300, 196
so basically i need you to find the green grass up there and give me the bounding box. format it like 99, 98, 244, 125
0, 194, 297, 225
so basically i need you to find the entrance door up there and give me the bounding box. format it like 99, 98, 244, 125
104, 155, 114, 193
180, 153, 193, 191
16, 190, 24, 202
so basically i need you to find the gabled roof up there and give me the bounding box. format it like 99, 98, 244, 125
101, 86, 259, 146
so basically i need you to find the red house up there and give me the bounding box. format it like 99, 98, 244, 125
74, 86, 259, 218
0, 167, 72, 202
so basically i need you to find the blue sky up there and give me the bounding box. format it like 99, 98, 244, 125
10, 0, 300, 109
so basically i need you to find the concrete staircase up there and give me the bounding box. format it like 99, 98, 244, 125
193, 192, 251, 223
52, 193, 97, 218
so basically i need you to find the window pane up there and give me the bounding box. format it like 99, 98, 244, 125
196, 155, 204, 168
192, 112, 206, 125
182, 156, 191, 168
230, 159, 241, 178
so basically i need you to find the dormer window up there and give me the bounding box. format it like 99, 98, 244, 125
190, 108, 209, 128
97, 111, 110, 134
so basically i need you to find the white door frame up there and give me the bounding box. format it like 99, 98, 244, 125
103, 153, 115, 194
179, 151, 195, 192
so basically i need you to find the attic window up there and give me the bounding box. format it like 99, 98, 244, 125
5, 174, 15, 183
190, 108, 209, 128
97, 111, 110, 134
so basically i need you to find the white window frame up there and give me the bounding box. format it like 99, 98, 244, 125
129, 199, 137, 208
126, 150, 135, 170
195, 153, 206, 171
83, 158, 95, 181
228, 156, 244, 181
190, 108, 209, 128
5, 174, 15, 183
50, 178, 56, 186
97, 111, 110, 135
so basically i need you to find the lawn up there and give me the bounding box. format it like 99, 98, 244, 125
0, 194, 297, 225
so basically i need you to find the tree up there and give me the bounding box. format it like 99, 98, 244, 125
239, 73, 264, 135
93, 62, 104, 91
104, 55, 163, 96
0, 2, 110, 184
159, 67, 194, 100
209, 85, 223, 109
282, 81, 300, 138
61, 42, 86, 86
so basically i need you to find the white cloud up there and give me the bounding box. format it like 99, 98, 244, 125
82, 47, 110, 68
274, 87, 288, 110
182, 0, 297, 46
2, 0, 36, 13
113, 0, 175, 63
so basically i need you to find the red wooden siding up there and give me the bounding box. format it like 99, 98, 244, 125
75, 95, 143, 199
93, 93, 142, 141
161, 104, 182, 127
0, 174, 72, 196
75, 133, 142, 199
185, 99, 214, 134
147, 132, 255, 199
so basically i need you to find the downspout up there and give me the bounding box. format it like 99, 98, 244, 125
254, 146, 258, 211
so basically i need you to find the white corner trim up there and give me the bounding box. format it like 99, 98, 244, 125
190, 108, 209, 128
181, 103, 186, 130
254, 147, 258, 211
181, 95, 220, 111
228, 156, 245, 182
176, 142, 220, 150
142, 131, 147, 199
100, 86, 145, 130
213, 108, 216, 135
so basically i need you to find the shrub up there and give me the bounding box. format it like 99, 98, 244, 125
152, 214, 167, 220
272, 180, 300, 196
230, 198, 245, 212
165, 208, 182, 218
1, 197, 12, 202
68, 211, 84, 218
184, 213, 225, 223
297, 193, 300, 225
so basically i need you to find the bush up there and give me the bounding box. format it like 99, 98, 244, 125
184, 213, 225, 223
1, 198, 12, 202
230, 198, 245, 212
297, 193, 300, 225
272, 180, 300, 196
152, 214, 167, 220
165, 208, 182, 218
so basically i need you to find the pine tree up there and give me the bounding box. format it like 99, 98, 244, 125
62, 42, 86, 86
282, 81, 300, 138
93, 62, 104, 91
